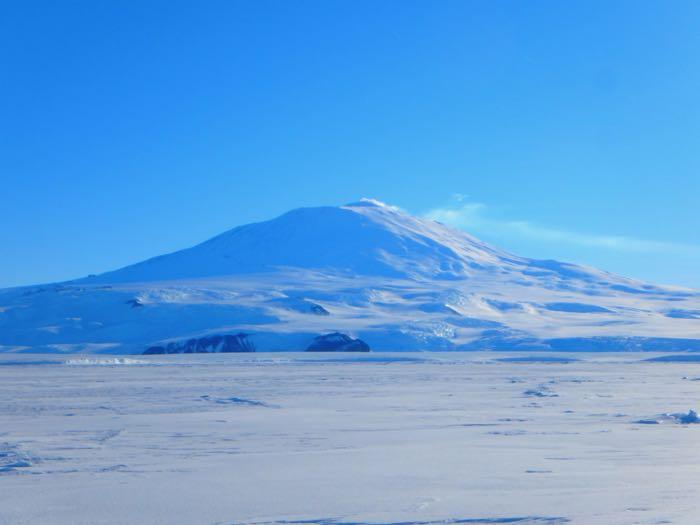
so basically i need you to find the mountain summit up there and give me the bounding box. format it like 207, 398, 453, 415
1, 200, 699, 353
85, 198, 517, 283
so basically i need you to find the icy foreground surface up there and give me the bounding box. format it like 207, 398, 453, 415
2, 353, 700, 524
1, 199, 699, 354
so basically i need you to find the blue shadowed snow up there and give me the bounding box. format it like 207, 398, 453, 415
263, 517, 569, 524
645, 354, 700, 362
0, 359, 62, 366
496, 356, 579, 364
543, 303, 612, 314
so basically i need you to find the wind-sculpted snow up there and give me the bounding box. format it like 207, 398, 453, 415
523, 385, 559, 398
634, 409, 700, 425
3, 352, 700, 524
646, 354, 700, 362
64, 357, 148, 366
542, 303, 612, 313
0, 442, 36, 474
496, 356, 579, 364
253, 518, 569, 524
0, 199, 699, 354
666, 309, 700, 319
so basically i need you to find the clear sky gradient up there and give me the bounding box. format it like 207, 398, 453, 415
2, 1, 699, 288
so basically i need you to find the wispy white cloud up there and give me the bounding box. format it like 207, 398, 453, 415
424, 197, 700, 255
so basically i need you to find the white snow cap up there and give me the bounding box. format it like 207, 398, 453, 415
345, 198, 397, 209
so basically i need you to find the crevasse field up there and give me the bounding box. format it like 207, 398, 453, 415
2, 352, 700, 525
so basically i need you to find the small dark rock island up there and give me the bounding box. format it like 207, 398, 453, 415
144, 334, 255, 354
305, 332, 370, 352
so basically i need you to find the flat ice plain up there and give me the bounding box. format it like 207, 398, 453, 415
2, 352, 700, 525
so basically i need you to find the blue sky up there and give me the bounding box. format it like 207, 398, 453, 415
2, 0, 699, 288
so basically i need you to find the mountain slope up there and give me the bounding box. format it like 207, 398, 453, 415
83, 199, 520, 283
1, 199, 699, 354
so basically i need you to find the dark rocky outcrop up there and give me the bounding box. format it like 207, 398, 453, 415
305, 332, 370, 352
269, 297, 330, 315
144, 333, 255, 354
307, 303, 330, 315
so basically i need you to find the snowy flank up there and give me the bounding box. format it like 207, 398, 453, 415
1, 199, 699, 354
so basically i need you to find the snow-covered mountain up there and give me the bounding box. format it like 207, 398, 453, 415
2, 199, 699, 353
